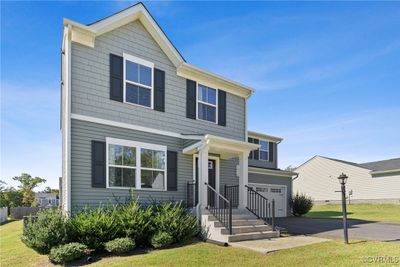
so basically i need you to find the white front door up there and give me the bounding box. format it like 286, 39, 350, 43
250, 184, 287, 217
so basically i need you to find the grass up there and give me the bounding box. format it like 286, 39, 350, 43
1, 220, 399, 267
0, 220, 50, 267
306, 203, 400, 224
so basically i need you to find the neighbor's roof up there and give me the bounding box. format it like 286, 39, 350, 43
358, 158, 400, 172
298, 155, 400, 173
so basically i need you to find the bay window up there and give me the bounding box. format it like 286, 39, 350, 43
107, 138, 166, 190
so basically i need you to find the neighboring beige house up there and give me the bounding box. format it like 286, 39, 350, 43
293, 156, 400, 203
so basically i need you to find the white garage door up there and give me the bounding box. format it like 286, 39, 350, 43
249, 183, 287, 217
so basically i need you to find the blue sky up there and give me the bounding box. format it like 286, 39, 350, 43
1, 1, 400, 189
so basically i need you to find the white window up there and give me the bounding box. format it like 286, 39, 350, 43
197, 84, 217, 123
106, 138, 166, 190
259, 140, 269, 161
123, 53, 154, 108
248, 138, 270, 161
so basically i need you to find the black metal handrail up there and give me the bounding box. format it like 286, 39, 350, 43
245, 185, 275, 230
186, 181, 198, 208
224, 184, 239, 208
205, 182, 232, 235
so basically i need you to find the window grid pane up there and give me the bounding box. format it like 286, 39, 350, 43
198, 103, 216, 123
126, 60, 152, 88
126, 84, 151, 107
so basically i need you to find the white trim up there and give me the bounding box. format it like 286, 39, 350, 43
196, 83, 218, 124
249, 182, 287, 217
248, 131, 283, 143
123, 53, 154, 109
105, 137, 167, 191
62, 25, 72, 214
193, 154, 220, 202
71, 113, 205, 140
63, 3, 255, 98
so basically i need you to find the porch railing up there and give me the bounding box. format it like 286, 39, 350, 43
224, 184, 239, 208
205, 182, 233, 235
245, 185, 275, 230
186, 181, 198, 208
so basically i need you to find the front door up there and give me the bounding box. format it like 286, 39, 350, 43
195, 158, 216, 206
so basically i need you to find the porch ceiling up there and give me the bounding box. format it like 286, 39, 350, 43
182, 134, 260, 159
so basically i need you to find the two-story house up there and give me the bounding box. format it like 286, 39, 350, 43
61, 3, 295, 242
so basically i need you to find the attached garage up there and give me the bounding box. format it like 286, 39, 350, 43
248, 167, 295, 217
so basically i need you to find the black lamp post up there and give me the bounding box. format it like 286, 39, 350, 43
338, 173, 349, 244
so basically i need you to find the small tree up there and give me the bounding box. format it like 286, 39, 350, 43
12, 173, 46, 206
290, 193, 313, 216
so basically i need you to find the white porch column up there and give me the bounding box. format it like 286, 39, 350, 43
238, 151, 249, 209
198, 144, 209, 209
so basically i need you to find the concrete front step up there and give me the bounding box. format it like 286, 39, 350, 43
228, 231, 279, 242
214, 219, 264, 227
221, 225, 273, 235
207, 214, 256, 221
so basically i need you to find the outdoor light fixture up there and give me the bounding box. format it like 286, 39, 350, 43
338, 173, 349, 244
338, 173, 348, 185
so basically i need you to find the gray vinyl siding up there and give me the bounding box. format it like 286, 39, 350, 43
70, 20, 245, 142
220, 158, 239, 193
71, 119, 240, 209
249, 143, 278, 169
70, 119, 191, 208
249, 173, 292, 216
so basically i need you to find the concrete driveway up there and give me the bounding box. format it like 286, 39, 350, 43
276, 217, 400, 242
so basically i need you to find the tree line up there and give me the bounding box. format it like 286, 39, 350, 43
0, 173, 58, 208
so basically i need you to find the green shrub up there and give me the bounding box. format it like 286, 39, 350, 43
153, 202, 199, 243
115, 201, 154, 245
104, 237, 135, 254
67, 206, 118, 249
48, 243, 88, 264
21, 208, 67, 254
291, 193, 314, 216
151, 232, 173, 248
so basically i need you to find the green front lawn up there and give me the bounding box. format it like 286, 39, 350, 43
306, 204, 400, 224
1, 220, 400, 267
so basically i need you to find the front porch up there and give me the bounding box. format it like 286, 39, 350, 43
183, 134, 260, 210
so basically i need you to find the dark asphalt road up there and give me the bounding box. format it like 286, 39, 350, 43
276, 217, 400, 242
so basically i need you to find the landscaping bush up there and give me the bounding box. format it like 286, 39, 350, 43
48, 243, 88, 264
67, 206, 118, 250
104, 237, 135, 254
151, 231, 173, 248
291, 193, 314, 216
115, 201, 154, 245
153, 202, 199, 243
21, 208, 67, 254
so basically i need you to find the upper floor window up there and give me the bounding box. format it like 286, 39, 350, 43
259, 140, 269, 161
248, 137, 269, 161
123, 53, 154, 108
107, 138, 166, 191
197, 84, 217, 123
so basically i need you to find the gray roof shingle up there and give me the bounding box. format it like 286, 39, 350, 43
359, 158, 400, 172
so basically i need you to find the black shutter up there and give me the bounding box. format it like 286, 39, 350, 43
154, 68, 165, 112
218, 90, 226, 126
92, 141, 106, 188
269, 142, 274, 162
167, 151, 178, 191
186, 79, 197, 119
253, 138, 260, 160
110, 54, 123, 102
248, 137, 254, 159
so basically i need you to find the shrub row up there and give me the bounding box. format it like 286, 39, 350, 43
22, 201, 199, 263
